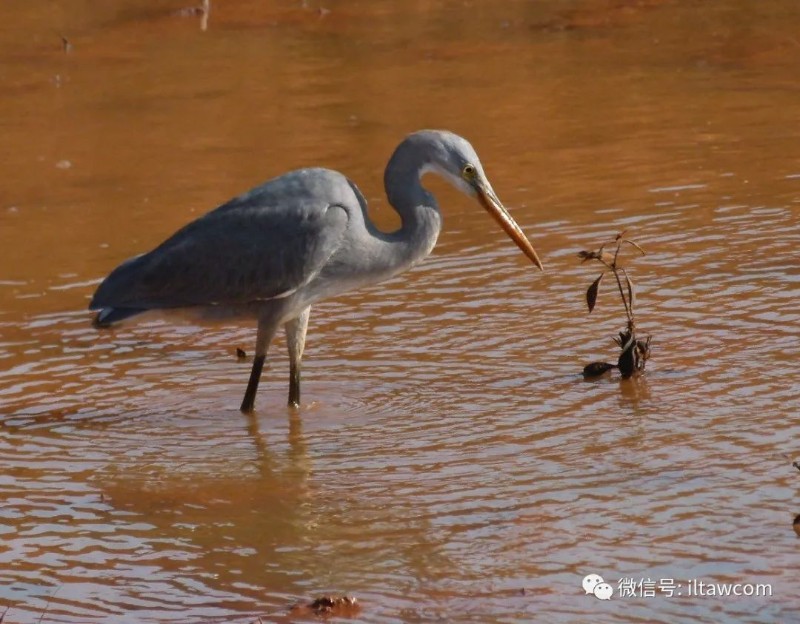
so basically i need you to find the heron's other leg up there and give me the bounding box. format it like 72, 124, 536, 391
240, 316, 278, 414
285, 306, 311, 408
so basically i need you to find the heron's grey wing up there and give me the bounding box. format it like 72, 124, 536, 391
90, 192, 349, 310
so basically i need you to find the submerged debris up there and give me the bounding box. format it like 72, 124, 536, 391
289, 595, 360, 618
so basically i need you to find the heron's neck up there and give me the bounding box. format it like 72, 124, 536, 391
305, 144, 442, 303
379, 146, 442, 271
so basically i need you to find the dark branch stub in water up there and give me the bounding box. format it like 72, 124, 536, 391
615, 330, 651, 377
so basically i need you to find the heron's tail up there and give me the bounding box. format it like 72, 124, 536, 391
92, 307, 146, 329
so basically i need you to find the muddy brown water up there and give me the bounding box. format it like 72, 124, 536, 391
1, 1, 799, 622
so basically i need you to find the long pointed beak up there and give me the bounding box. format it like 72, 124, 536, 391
476, 183, 544, 271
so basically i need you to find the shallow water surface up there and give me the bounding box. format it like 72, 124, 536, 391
1, 0, 799, 622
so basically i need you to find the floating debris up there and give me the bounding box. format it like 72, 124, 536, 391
583, 361, 616, 378
173, 6, 204, 17
235, 347, 247, 359
173, 0, 210, 30
289, 595, 360, 618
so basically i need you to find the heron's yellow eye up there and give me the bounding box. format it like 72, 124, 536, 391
462, 164, 476, 180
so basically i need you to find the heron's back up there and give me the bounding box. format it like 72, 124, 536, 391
90, 168, 359, 320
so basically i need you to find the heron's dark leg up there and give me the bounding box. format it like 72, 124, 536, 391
240, 317, 277, 414
240, 356, 265, 413
284, 306, 311, 408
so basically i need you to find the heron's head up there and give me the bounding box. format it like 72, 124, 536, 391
417, 130, 544, 271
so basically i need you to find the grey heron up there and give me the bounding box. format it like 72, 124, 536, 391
90, 130, 544, 413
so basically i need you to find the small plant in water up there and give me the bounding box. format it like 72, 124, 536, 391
579, 231, 651, 378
